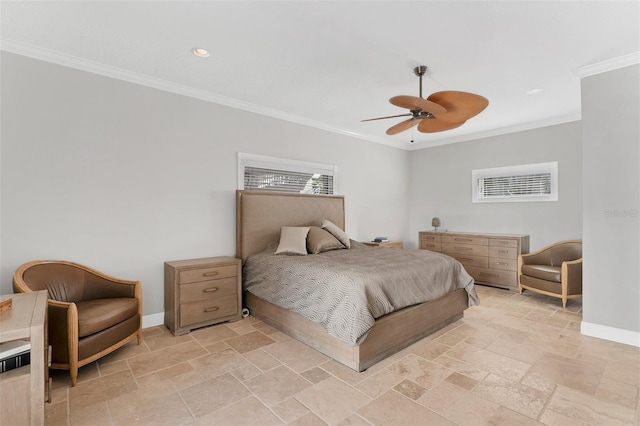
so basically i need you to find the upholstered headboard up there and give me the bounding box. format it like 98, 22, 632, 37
236, 190, 346, 263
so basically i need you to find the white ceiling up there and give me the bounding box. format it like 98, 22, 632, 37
1, 1, 639, 150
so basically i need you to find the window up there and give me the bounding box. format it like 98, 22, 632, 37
472, 162, 558, 203
238, 153, 337, 194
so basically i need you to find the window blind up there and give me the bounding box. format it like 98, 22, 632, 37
478, 173, 551, 198
244, 166, 334, 194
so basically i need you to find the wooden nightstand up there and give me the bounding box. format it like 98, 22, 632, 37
362, 240, 403, 249
164, 257, 242, 336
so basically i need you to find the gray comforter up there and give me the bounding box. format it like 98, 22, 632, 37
243, 241, 479, 345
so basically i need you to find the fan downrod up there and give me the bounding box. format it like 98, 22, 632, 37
413, 65, 428, 98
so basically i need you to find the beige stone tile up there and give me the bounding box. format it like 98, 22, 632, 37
143, 330, 194, 351
300, 366, 331, 384
522, 351, 606, 395
547, 384, 636, 425
244, 365, 312, 406
68, 369, 138, 411
295, 376, 371, 425
445, 341, 531, 381
336, 414, 372, 426
539, 407, 587, 426
444, 371, 478, 390
387, 354, 455, 390
203, 340, 230, 353
319, 358, 394, 386
484, 336, 544, 365
354, 368, 403, 398
231, 362, 262, 381
487, 406, 545, 425
418, 380, 500, 425
135, 361, 195, 389
98, 338, 150, 365
453, 322, 502, 348
192, 395, 282, 425
48, 381, 68, 404
251, 321, 280, 335
44, 400, 69, 426
263, 338, 329, 373
97, 359, 129, 377
288, 412, 327, 426
407, 339, 451, 360
226, 315, 261, 329
141, 325, 166, 338
108, 382, 192, 425
433, 329, 469, 347
180, 372, 250, 418
190, 323, 238, 345
225, 330, 276, 353
473, 373, 550, 419
393, 379, 426, 400
75, 362, 100, 384
243, 347, 282, 371
602, 352, 640, 387
127, 340, 208, 377
358, 390, 454, 426
596, 376, 639, 410
271, 397, 310, 424
69, 401, 111, 426
188, 347, 251, 379
231, 324, 260, 335
432, 354, 490, 382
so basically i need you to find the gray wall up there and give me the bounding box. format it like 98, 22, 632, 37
582, 64, 639, 334
408, 122, 583, 251
0, 52, 410, 317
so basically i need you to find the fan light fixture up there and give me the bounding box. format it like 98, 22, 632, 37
362, 65, 489, 135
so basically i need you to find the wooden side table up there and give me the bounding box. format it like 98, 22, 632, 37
362, 240, 403, 249
164, 257, 242, 336
0, 290, 48, 425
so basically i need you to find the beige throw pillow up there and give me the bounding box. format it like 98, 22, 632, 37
306, 226, 345, 254
275, 226, 310, 255
321, 219, 351, 249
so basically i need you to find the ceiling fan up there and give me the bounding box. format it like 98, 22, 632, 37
362, 65, 489, 135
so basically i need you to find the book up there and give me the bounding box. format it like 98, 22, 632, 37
373, 237, 389, 243
0, 341, 31, 373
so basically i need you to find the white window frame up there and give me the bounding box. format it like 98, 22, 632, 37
237, 152, 338, 194
472, 161, 558, 203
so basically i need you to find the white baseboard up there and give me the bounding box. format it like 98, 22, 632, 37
581, 321, 640, 348
142, 312, 165, 329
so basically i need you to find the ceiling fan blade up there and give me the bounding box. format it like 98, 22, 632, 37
389, 95, 447, 114
361, 113, 412, 122
427, 91, 488, 123
386, 118, 419, 135
417, 118, 465, 133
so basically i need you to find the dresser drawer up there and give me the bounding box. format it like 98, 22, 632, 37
466, 266, 517, 287
488, 257, 518, 271
489, 238, 518, 248
179, 277, 237, 303
488, 246, 518, 259
442, 243, 489, 257
179, 264, 237, 284
442, 235, 489, 246
448, 253, 488, 268
179, 294, 238, 327
420, 234, 441, 242
421, 240, 442, 251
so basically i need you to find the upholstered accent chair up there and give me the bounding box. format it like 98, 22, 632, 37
13, 260, 142, 386
518, 240, 582, 308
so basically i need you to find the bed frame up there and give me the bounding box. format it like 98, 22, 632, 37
236, 190, 469, 372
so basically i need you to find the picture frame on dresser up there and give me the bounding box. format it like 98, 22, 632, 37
419, 231, 529, 290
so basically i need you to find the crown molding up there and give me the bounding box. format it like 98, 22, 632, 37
576, 52, 640, 78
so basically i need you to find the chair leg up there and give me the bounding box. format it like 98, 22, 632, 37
70, 368, 78, 387
562, 297, 567, 309
137, 330, 143, 345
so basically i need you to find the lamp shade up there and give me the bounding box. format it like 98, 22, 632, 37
431, 217, 441, 228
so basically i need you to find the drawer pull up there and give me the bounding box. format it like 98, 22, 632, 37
497, 250, 509, 254
203, 271, 219, 277
454, 238, 473, 242
204, 306, 220, 313
479, 272, 500, 278
459, 257, 474, 262
495, 262, 509, 266
203, 287, 219, 293
495, 240, 509, 245
455, 246, 473, 251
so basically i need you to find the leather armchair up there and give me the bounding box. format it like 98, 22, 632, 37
518, 240, 582, 308
13, 260, 142, 386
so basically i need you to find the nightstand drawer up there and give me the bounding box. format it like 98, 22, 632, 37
179, 265, 237, 284
179, 277, 237, 303
488, 246, 518, 259
179, 294, 238, 326
442, 243, 489, 257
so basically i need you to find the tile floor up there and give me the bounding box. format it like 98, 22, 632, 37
44, 285, 639, 425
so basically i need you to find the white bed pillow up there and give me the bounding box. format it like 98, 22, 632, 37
275, 226, 310, 255
321, 219, 351, 249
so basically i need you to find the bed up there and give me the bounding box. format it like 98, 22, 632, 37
236, 190, 478, 372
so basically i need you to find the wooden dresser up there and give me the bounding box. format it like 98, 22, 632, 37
164, 257, 242, 336
419, 231, 529, 290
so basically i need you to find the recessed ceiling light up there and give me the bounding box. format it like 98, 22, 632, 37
526, 88, 543, 95
192, 48, 210, 58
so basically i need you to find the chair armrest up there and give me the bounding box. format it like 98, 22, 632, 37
47, 299, 78, 365
562, 258, 583, 294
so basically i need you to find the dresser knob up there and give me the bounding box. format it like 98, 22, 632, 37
204, 306, 220, 313
203, 271, 219, 277
203, 287, 219, 293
